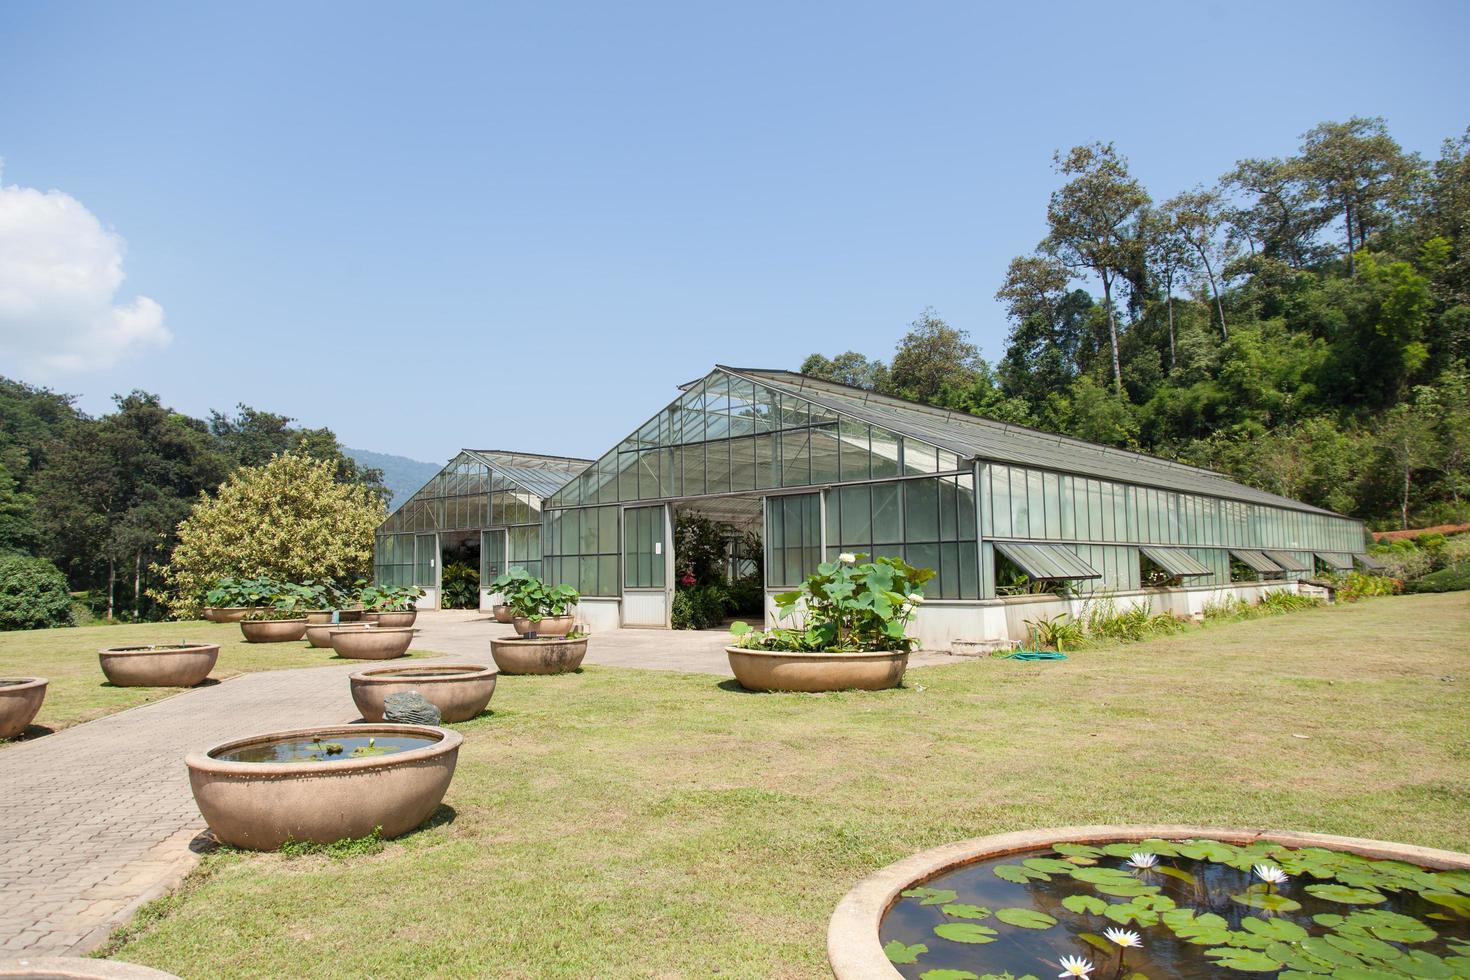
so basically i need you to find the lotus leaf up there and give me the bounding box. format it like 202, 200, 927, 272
1103, 903, 1157, 927
993, 864, 1044, 884
1154, 865, 1196, 884
941, 903, 992, 920
1323, 931, 1402, 962
1070, 866, 1137, 884
1078, 932, 1115, 954
920, 971, 980, 980
1202, 947, 1283, 972
1422, 891, 1470, 917
884, 939, 927, 964
1240, 917, 1308, 942
1230, 890, 1303, 912
1303, 883, 1386, 905
933, 923, 999, 944
1052, 843, 1103, 858
1022, 857, 1077, 875
1394, 949, 1455, 977
904, 886, 960, 906
1061, 895, 1106, 915
994, 908, 1057, 929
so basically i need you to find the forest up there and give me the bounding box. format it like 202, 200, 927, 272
803, 117, 1470, 532
0, 383, 385, 622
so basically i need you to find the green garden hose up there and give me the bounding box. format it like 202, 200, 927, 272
1006, 650, 1068, 661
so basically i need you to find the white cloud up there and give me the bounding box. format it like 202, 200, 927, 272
0, 163, 171, 374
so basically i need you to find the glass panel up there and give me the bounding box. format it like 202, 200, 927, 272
681, 442, 706, 496
705, 439, 731, 495
838, 418, 870, 483
905, 479, 940, 542
872, 483, 901, 543
904, 441, 938, 476
809, 425, 840, 485
753, 433, 776, 490
870, 426, 900, 479
729, 436, 756, 492
839, 484, 871, 546
781, 428, 810, 487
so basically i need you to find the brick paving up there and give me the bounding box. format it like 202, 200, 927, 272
0, 613, 955, 956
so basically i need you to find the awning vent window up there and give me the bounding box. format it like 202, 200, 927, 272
1140, 546, 1212, 578
1230, 549, 1283, 574
1314, 552, 1353, 572
994, 541, 1101, 581
1264, 550, 1311, 572
1354, 553, 1387, 571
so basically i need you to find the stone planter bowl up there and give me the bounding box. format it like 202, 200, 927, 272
0, 677, 47, 739
186, 723, 461, 850
827, 824, 1470, 980
490, 635, 587, 674
725, 646, 908, 693
304, 621, 371, 649
360, 612, 381, 625
203, 606, 257, 623
99, 644, 218, 687
350, 662, 497, 722
492, 603, 514, 623
0, 956, 182, 978
239, 618, 308, 643
303, 610, 335, 625
336, 608, 364, 623
511, 614, 573, 637
330, 625, 414, 659
375, 609, 418, 628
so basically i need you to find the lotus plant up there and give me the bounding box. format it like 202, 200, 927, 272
1103, 928, 1142, 978
1125, 852, 1157, 871
1254, 863, 1289, 894
1057, 954, 1094, 978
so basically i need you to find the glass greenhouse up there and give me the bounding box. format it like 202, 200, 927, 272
375, 367, 1371, 642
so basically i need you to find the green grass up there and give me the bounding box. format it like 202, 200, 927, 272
106, 594, 1469, 977
0, 619, 428, 739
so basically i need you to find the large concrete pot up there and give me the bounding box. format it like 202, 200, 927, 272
303, 610, 335, 625
0, 677, 47, 739
375, 609, 418, 628
203, 606, 255, 623
827, 824, 1470, 980
725, 646, 908, 693
490, 635, 587, 674
99, 643, 218, 687
186, 723, 461, 850
511, 614, 573, 637
350, 663, 497, 722
336, 608, 365, 623
0, 956, 181, 978
304, 621, 371, 649
330, 625, 414, 659
492, 603, 514, 623
239, 618, 308, 643
360, 612, 381, 625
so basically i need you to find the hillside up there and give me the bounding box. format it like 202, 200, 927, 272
344, 448, 441, 509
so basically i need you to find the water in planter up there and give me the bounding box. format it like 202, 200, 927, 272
879, 839, 1470, 978
215, 734, 437, 764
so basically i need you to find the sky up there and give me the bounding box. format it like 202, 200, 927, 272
2, 0, 1467, 464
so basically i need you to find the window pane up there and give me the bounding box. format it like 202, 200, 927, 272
706, 439, 731, 494
781, 428, 810, 487
872, 483, 902, 543
682, 442, 706, 496
904, 441, 938, 476
809, 425, 840, 484
839, 484, 871, 546
871, 426, 900, 479
729, 436, 756, 492
839, 418, 870, 482
905, 478, 940, 542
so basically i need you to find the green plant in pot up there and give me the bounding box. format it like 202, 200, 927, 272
725, 553, 934, 693
503, 575, 579, 638
489, 568, 537, 624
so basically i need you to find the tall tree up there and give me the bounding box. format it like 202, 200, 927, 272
996, 254, 1092, 395
887, 308, 982, 402
1162, 188, 1234, 339
1140, 207, 1195, 368
1043, 142, 1150, 396
1298, 117, 1419, 274
1220, 156, 1327, 267
798, 351, 889, 391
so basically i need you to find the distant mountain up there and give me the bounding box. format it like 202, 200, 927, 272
344, 447, 442, 509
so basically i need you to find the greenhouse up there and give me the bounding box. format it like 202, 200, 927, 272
373, 450, 590, 610
375, 366, 1373, 644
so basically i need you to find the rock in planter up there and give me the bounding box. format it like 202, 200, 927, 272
383, 690, 441, 726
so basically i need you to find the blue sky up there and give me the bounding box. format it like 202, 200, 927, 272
2, 0, 1467, 464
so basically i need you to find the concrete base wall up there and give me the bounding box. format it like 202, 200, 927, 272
415, 588, 438, 610
579, 598, 622, 633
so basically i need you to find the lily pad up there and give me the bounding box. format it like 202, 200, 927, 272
1303, 883, 1386, 905
1230, 891, 1302, 912
1241, 917, 1308, 942
884, 939, 927, 964
933, 923, 1000, 944
1078, 932, 1115, 954
920, 971, 980, 980
1421, 891, 1470, 917
940, 903, 992, 920
1062, 894, 1107, 915
1203, 947, 1284, 972
1022, 857, 1079, 875
903, 885, 959, 906
1052, 843, 1103, 858
993, 864, 1045, 884
994, 907, 1057, 929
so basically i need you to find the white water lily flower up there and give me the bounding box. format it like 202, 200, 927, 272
1103, 927, 1143, 948
1126, 851, 1158, 870
1254, 864, 1289, 886
907, 592, 925, 604
838, 552, 857, 564
1057, 954, 1094, 978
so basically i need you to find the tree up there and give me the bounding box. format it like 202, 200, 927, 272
1220, 156, 1328, 268
153, 452, 385, 618
1374, 401, 1437, 528
0, 463, 39, 554
0, 553, 73, 631
1043, 142, 1151, 395
1139, 208, 1195, 368
1298, 117, 1419, 275
1162, 188, 1234, 339
209, 404, 386, 497
798, 351, 888, 390
886, 309, 982, 402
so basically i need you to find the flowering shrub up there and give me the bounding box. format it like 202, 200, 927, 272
729, 553, 934, 653
1335, 571, 1401, 602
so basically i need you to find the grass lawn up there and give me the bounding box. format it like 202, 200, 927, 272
0, 619, 430, 740
106, 593, 1469, 977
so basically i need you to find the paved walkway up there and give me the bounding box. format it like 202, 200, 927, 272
0, 614, 956, 957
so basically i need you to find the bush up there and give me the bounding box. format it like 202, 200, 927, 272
671, 583, 732, 630
1405, 562, 1470, 593
725, 574, 765, 616
0, 553, 74, 631
1369, 540, 1436, 581
1258, 590, 1322, 614
440, 562, 479, 609
1335, 571, 1401, 602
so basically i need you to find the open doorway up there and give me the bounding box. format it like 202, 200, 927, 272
671, 496, 764, 630
439, 530, 481, 609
